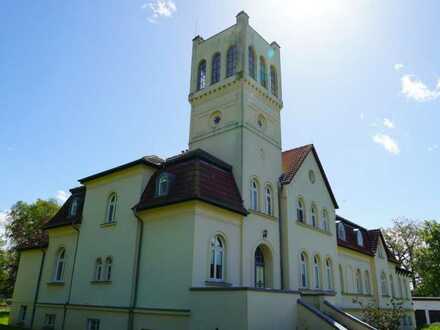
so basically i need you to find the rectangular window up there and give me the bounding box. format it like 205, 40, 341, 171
44, 314, 56, 327
87, 319, 100, 330
19, 305, 27, 322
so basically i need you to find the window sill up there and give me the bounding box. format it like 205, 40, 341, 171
47, 281, 65, 286
296, 220, 332, 236
100, 222, 117, 228
205, 280, 232, 287
248, 210, 277, 221
90, 280, 112, 285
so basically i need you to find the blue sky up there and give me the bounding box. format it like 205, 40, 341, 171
1, 0, 439, 231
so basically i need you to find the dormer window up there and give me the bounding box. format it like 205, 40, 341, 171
337, 222, 346, 240
69, 198, 78, 218
157, 173, 170, 197
355, 229, 364, 247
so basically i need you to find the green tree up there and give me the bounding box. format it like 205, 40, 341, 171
414, 220, 440, 297
383, 218, 423, 290
355, 298, 405, 330
0, 199, 60, 298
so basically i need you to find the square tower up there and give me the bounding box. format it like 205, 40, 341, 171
188, 11, 283, 212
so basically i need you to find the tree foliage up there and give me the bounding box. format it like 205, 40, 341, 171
355, 298, 405, 330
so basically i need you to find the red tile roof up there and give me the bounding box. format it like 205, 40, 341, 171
281, 144, 338, 209
135, 149, 248, 216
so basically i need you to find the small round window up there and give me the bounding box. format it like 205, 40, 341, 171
210, 111, 222, 128
308, 170, 316, 183
257, 114, 266, 130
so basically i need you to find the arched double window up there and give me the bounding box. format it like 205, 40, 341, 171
54, 248, 66, 282
105, 257, 113, 281
106, 193, 117, 223
355, 269, 363, 294
211, 53, 221, 84
390, 274, 396, 297
248, 46, 256, 79
94, 258, 103, 281
321, 209, 329, 232
259, 57, 267, 88
313, 255, 321, 289
255, 246, 265, 288
339, 264, 345, 293
226, 45, 237, 77
364, 270, 371, 295
69, 198, 78, 217
250, 178, 259, 211
264, 185, 273, 215
197, 60, 207, 90
381, 272, 389, 296
325, 258, 333, 290
300, 252, 309, 288
270, 65, 278, 97
337, 223, 346, 241
209, 235, 224, 281
311, 204, 318, 228
297, 198, 305, 223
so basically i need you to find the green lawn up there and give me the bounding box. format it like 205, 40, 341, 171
0, 312, 8, 326
422, 323, 440, 330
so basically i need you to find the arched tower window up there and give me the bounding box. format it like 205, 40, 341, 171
297, 198, 305, 223
54, 248, 66, 282
381, 272, 389, 296
264, 185, 273, 215
337, 222, 346, 240
255, 246, 265, 288
259, 57, 267, 88
325, 258, 333, 290
300, 252, 309, 288
313, 255, 321, 289
94, 258, 103, 281
270, 65, 278, 97
250, 178, 259, 211
106, 193, 117, 224
364, 270, 371, 294
209, 235, 224, 281
105, 257, 113, 281
211, 53, 221, 84
248, 46, 256, 79
311, 204, 318, 228
355, 269, 363, 294
226, 45, 237, 77
197, 60, 207, 90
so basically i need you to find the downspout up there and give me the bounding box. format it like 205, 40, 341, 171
30, 248, 46, 329
61, 224, 80, 330
278, 183, 284, 290
127, 210, 144, 330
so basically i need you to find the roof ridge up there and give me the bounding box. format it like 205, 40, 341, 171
282, 144, 314, 154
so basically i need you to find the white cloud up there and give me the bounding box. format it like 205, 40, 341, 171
401, 74, 440, 102
143, 0, 177, 23
56, 190, 69, 203
383, 118, 395, 129
394, 63, 404, 71
372, 133, 400, 155
428, 144, 439, 152
0, 210, 9, 240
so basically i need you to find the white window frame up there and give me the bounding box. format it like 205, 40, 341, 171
297, 198, 305, 223
355, 269, 363, 294
87, 318, 100, 330
53, 248, 66, 282
311, 205, 318, 228
69, 198, 78, 217
313, 255, 321, 289
250, 179, 259, 211
106, 193, 117, 224
300, 252, 309, 289
94, 258, 103, 281
44, 313, 56, 327
364, 270, 371, 295
337, 222, 346, 240
325, 258, 333, 290
104, 256, 113, 281
321, 209, 329, 232
209, 235, 225, 282
356, 230, 364, 246
264, 185, 273, 215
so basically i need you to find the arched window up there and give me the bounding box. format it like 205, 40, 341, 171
270, 65, 278, 97
390, 274, 396, 297
255, 246, 265, 288
339, 264, 345, 293
264, 185, 273, 215
226, 45, 237, 77
105, 257, 112, 281
157, 174, 170, 196
54, 248, 66, 282
259, 57, 267, 88
321, 209, 329, 232
248, 46, 256, 79
337, 223, 346, 240
364, 270, 371, 295
94, 258, 103, 281
355, 269, 363, 294
313, 255, 321, 289
405, 279, 410, 299
250, 178, 259, 211
211, 53, 221, 84
311, 204, 318, 228
398, 276, 403, 298
381, 272, 389, 296
106, 193, 117, 223
297, 198, 305, 223
197, 60, 207, 90
69, 198, 78, 217
209, 235, 224, 281
356, 230, 364, 247
325, 258, 333, 290
300, 252, 309, 288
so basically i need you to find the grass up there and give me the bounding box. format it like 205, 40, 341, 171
422, 323, 440, 330
0, 312, 8, 326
